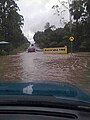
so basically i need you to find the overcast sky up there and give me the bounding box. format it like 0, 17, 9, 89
17, 0, 69, 41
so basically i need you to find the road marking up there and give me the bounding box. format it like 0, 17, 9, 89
23, 84, 33, 94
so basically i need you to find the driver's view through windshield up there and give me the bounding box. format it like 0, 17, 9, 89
0, 0, 90, 120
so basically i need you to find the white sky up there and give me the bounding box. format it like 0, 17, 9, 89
17, 0, 69, 41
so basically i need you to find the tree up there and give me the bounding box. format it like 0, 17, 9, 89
70, 0, 90, 51
0, 0, 27, 50
44, 22, 50, 30
34, 0, 90, 52
70, 0, 85, 22
44, 22, 56, 31
34, 24, 69, 49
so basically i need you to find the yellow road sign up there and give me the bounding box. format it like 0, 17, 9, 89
69, 36, 74, 42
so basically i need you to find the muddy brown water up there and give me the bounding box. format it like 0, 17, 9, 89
0, 52, 90, 93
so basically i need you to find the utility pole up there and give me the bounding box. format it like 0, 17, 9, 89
68, 0, 72, 34
68, 0, 74, 54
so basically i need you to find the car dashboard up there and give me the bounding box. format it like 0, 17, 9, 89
0, 105, 90, 120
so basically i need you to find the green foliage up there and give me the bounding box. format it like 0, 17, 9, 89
70, 0, 90, 51
70, 0, 85, 22
44, 22, 56, 30
34, 20, 90, 52
9, 43, 29, 55
0, 0, 28, 55
34, 25, 70, 49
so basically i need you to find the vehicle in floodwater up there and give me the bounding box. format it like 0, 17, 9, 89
28, 43, 35, 52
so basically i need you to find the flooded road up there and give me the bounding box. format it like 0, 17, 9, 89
0, 52, 90, 93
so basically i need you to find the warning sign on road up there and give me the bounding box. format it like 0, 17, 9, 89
69, 36, 74, 42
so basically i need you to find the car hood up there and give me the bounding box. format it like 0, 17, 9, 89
0, 82, 90, 104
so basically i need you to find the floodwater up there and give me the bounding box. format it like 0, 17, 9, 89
0, 52, 90, 93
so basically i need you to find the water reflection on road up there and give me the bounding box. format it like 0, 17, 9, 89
0, 52, 90, 92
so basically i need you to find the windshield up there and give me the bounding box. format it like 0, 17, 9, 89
0, 0, 90, 105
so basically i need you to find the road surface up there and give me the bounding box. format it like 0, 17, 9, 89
0, 52, 90, 93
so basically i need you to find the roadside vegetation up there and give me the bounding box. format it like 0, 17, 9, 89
9, 43, 29, 55
0, 0, 29, 55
